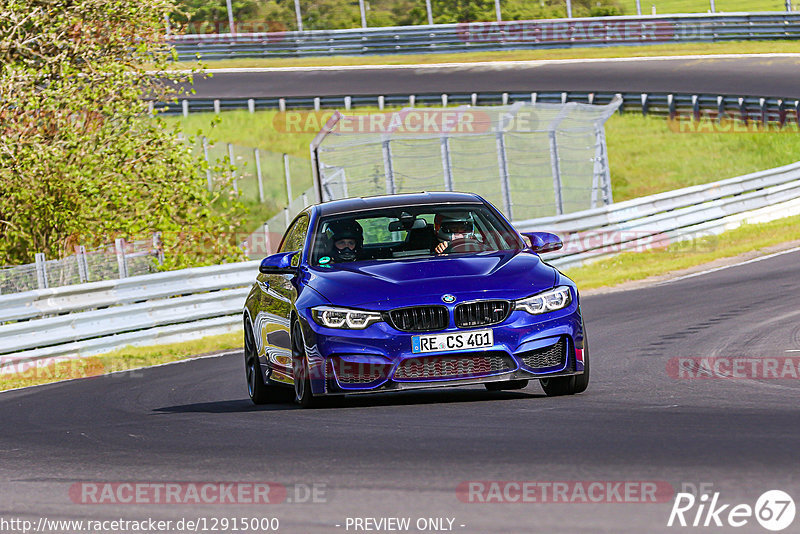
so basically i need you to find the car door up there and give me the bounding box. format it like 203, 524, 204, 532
255, 214, 310, 384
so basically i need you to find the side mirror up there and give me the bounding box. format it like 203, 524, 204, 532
259, 251, 298, 274
521, 232, 563, 254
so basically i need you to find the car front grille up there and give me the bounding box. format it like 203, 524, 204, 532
393, 352, 515, 381
331, 358, 390, 385
388, 305, 449, 332
454, 300, 511, 328
519, 339, 566, 370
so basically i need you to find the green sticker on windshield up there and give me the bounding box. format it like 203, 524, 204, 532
319, 256, 331, 264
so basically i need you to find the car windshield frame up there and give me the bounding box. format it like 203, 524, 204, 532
308, 202, 525, 266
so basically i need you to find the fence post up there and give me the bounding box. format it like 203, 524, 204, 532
668, 93, 675, 119
255, 148, 265, 203
115, 238, 128, 279
641, 93, 649, 116
302, 192, 309, 207
548, 130, 564, 216
495, 132, 514, 220
76, 246, 89, 283
599, 128, 613, 205
34, 253, 49, 289
264, 223, 273, 255
283, 153, 293, 205
358, 0, 367, 27
294, 0, 303, 31
382, 138, 396, 194
247, 98, 255, 113
182, 99, 189, 117
202, 136, 213, 191
227, 143, 238, 194
440, 136, 454, 191
152, 232, 164, 266
213, 99, 220, 114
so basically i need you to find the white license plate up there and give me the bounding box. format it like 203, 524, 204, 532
411, 329, 494, 354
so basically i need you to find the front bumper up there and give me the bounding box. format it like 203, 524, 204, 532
298, 301, 586, 396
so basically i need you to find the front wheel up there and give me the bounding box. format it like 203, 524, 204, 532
541, 328, 590, 396
291, 322, 317, 408
244, 323, 289, 405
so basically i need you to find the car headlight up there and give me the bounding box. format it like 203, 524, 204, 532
514, 286, 572, 315
311, 306, 383, 329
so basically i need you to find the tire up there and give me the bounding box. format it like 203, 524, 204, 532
244, 322, 289, 405
540, 326, 590, 396
291, 322, 317, 408
485, 379, 529, 391
573, 324, 590, 394
539, 374, 576, 396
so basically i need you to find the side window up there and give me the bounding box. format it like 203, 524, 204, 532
279, 215, 310, 266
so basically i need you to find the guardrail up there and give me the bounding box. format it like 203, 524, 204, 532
0, 261, 258, 368
2, 160, 799, 369
157, 91, 800, 125
168, 13, 800, 59
516, 161, 800, 269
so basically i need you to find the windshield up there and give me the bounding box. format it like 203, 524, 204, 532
310, 203, 524, 266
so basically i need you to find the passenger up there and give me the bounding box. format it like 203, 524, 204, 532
327, 220, 364, 262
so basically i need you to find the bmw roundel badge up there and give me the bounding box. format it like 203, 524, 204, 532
442, 294, 456, 303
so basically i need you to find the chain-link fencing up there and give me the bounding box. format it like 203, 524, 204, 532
311, 99, 621, 221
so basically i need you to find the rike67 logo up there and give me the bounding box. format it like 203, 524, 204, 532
667, 487, 795, 531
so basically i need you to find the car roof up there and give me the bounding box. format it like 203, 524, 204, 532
315, 192, 484, 217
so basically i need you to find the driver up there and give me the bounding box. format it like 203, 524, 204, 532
327, 220, 364, 262
433, 211, 481, 254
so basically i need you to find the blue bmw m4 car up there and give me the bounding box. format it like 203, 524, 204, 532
243, 192, 588, 407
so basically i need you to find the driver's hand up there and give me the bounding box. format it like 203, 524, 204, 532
435, 241, 448, 254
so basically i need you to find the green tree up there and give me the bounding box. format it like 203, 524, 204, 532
0, 0, 245, 268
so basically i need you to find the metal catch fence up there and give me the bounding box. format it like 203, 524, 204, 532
0, 237, 163, 295
310, 99, 621, 221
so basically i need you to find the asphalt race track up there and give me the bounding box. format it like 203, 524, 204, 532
184, 56, 800, 100
1, 248, 799, 533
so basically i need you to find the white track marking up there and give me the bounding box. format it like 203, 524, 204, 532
660, 245, 800, 285
153, 53, 800, 75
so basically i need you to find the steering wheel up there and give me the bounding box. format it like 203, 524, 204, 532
445, 237, 480, 253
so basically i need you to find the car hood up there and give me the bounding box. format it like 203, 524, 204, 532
306, 251, 558, 309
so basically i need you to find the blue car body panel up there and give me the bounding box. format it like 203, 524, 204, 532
244, 192, 587, 397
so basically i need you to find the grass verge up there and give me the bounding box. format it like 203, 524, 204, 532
170, 41, 800, 70
564, 213, 800, 289
4, 214, 800, 392
0, 331, 242, 392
